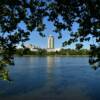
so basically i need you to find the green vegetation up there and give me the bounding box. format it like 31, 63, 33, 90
15, 48, 89, 56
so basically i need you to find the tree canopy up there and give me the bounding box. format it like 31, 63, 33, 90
0, 0, 100, 80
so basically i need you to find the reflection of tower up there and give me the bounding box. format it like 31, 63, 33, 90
48, 35, 54, 49
47, 57, 55, 76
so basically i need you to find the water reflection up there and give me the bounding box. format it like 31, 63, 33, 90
47, 56, 55, 74
0, 57, 100, 100
46, 56, 54, 91
45, 57, 91, 100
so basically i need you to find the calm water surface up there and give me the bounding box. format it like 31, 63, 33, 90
0, 56, 100, 100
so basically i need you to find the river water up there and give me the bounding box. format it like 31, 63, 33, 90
0, 56, 100, 100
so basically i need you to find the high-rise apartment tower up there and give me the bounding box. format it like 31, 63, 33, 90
48, 35, 54, 49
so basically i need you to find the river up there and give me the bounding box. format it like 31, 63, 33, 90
0, 56, 100, 100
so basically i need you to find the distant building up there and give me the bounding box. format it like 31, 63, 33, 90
47, 48, 61, 52
22, 35, 62, 52
25, 44, 39, 52
47, 35, 61, 52
48, 35, 54, 49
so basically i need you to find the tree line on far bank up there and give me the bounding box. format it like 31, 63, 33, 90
15, 48, 90, 56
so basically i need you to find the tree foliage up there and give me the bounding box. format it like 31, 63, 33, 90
0, 0, 100, 80
15, 48, 89, 56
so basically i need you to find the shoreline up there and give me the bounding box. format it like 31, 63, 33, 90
14, 55, 89, 57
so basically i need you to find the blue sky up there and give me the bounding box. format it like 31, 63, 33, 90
18, 18, 94, 49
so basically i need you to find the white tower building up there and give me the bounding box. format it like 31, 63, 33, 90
48, 35, 54, 49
